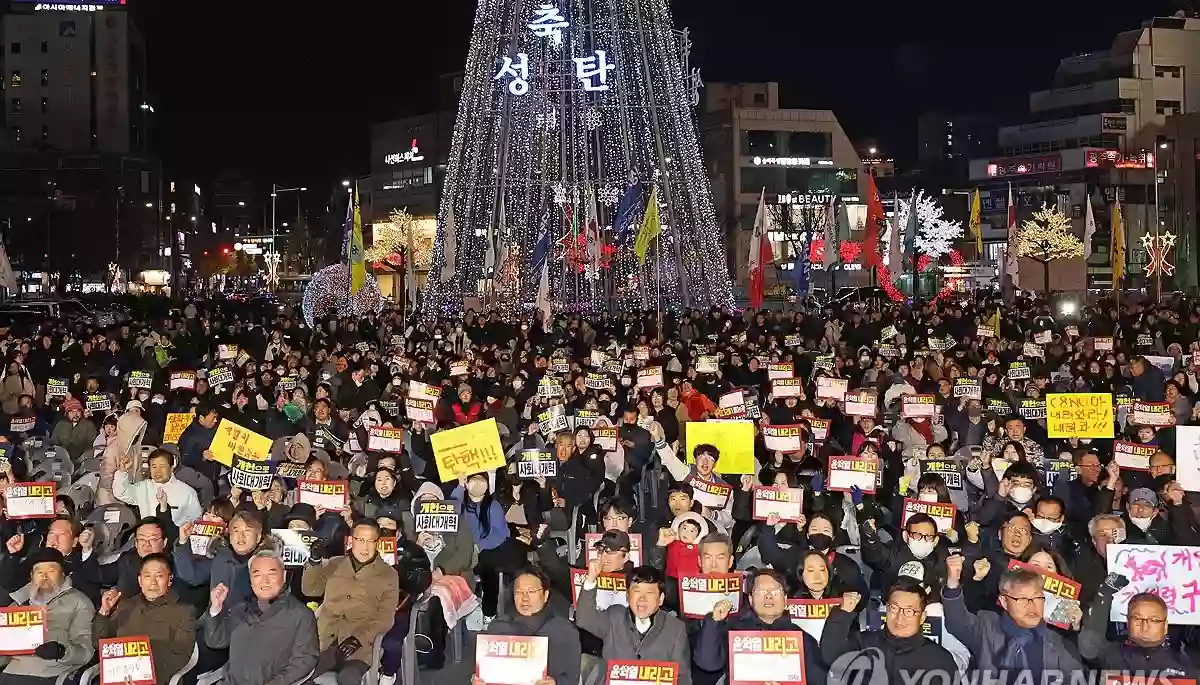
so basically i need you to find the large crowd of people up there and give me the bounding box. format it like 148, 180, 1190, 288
0, 290, 1194, 685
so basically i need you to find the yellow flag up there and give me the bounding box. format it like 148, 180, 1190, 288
350, 186, 366, 294
985, 307, 1000, 335
633, 186, 660, 265
1111, 199, 1125, 286
969, 189, 982, 255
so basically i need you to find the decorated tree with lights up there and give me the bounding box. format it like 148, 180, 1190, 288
365, 209, 434, 271
1015, 204, 1084, 293
423, 0, 732, 313
899, 190, 963, 259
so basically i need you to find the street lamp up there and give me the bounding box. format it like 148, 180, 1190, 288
341, 180, 351, 187
271, 184, 305, 289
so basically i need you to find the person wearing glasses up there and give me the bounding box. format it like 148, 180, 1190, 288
301, 520, 400, 685
693, 569, 825, 685
472, 567, 581, 685
820, 579, 957, 682
1078, 574, 1194, 677
943, 557, 1084, 677
859, 512, 950, 593
961, 511, 1036, 611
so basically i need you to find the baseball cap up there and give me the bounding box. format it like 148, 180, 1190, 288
1129, 488, 1158, 507
591, 530, 631, 553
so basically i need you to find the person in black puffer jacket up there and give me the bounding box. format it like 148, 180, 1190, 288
821, 579, 958, 682
478, 566, 581, 685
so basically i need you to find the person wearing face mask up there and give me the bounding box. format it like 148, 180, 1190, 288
399, 483, 477, 587
859, 511, 949, 594
453, 473, 521, 623
1029, 496, 1068, 550
975, 461, 1041, 529
757, 511, 867, 596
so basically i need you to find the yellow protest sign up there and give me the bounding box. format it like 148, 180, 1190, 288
685, 420, 756, 475
208, 419, 273, 467
162, 413, 194, 445
1046, 393, 1114, 439
430, 418, 507, 481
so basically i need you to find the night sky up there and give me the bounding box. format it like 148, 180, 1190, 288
134, 0, 1179, 187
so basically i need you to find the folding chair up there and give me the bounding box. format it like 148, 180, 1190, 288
166, 644, 201, 685
86, 502, 138, 559
61, 482, 95, 514
77, 457, 103, 476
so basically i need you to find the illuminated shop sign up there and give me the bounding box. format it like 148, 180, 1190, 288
385, 139, 426, 165
753, 157, 836, 167
1085, 149, 1153, 169
986, 155, 1061, 177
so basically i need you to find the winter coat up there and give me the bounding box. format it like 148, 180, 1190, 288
172, 539, 261, 608
200, 591, 319, 685
695, 610, 825, 683
575, 584, 692, 685
485, 608, 582, 685
98, 411, 148, 505
401, 484, 477, 585
49, 417, 99, 461
301, 555, 400, 662
93, 590, 197, 680
0, 371, 35, 415
820, 606, 958, 682
1079, 590, 1195, 678
3, 578, 95, 679
941, 585, 1084, 674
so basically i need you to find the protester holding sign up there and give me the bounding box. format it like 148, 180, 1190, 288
473, 567, 580, 685
575, 563, 690, 681
452, 473, 522, 621
693, 569, 825, 684
93, 554, 196, 681
0, 548, 96, 682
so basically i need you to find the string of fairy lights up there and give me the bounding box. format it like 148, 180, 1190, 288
421, 0, 733, 315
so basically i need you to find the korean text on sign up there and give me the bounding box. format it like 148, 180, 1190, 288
297, 480, 348, 511
901, 498, 957, 534
415, 500, 459, 533
571, 569, 629, 611
728, 631, 807, 685
678, 573, 743, 620
604, 660, 678, 685
99, 636, 155, 685
368, 427, 404, 453
475, 634, 548, 685
517, 451, 557, 479
209, 419, 273, 467
826, 456, 879, 493
430, 418, 507, 481
788, 598, 840, 641
0, 606, 46, 655
1046, 393, 1114, 439
762, 425, 803, 453
162, 413, 194, 445
1006, 560, 1081, 630
1106, 544, 1200, 625
751, 487, 803, 522
4, 482, 55, 519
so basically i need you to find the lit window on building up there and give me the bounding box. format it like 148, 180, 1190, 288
10, 71, 21, 88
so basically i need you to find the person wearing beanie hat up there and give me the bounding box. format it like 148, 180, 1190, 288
3, 546, 96, 680
282, 503, 319, 530
48, 396, 98, 461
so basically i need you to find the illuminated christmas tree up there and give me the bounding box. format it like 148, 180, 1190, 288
1016, 204, 1084, 293
423, 0, 732, 313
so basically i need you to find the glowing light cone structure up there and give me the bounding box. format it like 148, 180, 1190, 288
422, 0, 732, 313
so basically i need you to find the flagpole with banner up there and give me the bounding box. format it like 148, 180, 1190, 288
350, 185, 365, 296
1112, 198, 1125, 308
969, 189, 982, 262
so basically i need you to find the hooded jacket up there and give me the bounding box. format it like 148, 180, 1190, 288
98, 410, 148, 505
400, 482, 477, 583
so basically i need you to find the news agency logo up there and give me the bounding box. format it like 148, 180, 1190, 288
830, 652, 1181, 685
827, 648, 888, 685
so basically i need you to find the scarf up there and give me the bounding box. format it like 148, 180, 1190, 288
510, 603, 552, 636
907, 418, 933, 444
997, 614, 1044, 674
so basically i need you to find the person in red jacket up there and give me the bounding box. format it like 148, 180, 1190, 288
679, 378, 716, 421
450, 384, 483, 426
